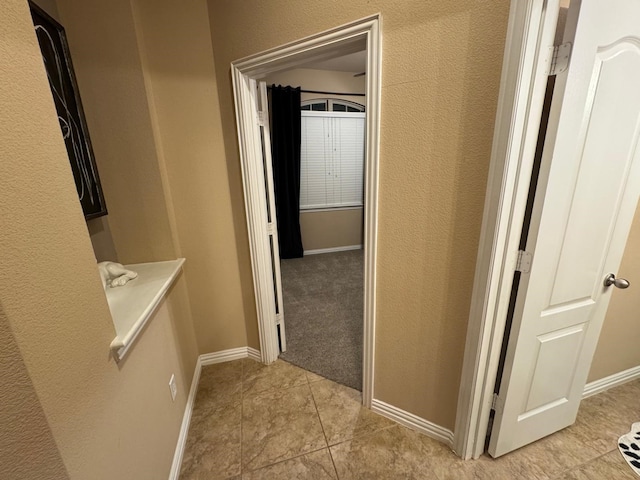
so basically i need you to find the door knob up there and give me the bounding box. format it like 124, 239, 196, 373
604, 273, 630, 289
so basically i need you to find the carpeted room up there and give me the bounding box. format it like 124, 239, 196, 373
264, 65, 368, 391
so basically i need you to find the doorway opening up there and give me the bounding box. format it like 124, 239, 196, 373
263, 60, 368, 390
231, 16, 381, 406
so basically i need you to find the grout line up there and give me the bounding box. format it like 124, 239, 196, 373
327, 448, 341, 480
328, 423, 398, 448
308, 381, 340, 479
308, 382, 330, 447
242, 446, 330, 475
242, 379, 311, 399
548, 448, 618, 480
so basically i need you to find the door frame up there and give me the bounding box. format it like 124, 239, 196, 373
453, 0, 563, 459
230, 15, 382, 407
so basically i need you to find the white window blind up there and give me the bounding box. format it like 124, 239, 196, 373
300, 111, 365, 210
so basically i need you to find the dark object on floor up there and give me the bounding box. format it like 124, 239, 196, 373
618, 423, 640, 476
279, 250, 363, 390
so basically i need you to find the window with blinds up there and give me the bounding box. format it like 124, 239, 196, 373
300, 111, 365, 210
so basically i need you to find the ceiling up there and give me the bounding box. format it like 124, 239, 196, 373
302, 50, 366, 73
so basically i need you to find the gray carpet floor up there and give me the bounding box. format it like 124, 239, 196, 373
279, 249, 363, 390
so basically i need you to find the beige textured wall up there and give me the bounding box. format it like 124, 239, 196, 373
0, 310, 69, 480
32, 0, 60, 20
1, 1, 198, 478
57, 0, 176, 264
208, 0, 509, 428
86, 217, 119, 262
264, 67, 366, 106
588, 204, 640, 382
131, 0, 258, 351
301, 209, 364, 251
31, 0, 120, 264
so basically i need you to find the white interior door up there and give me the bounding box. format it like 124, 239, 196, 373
489, 0, 640, 457
256, 80, 286, 352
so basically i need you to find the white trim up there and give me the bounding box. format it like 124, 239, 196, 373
199, 346, 262, 365
168, 355, 202, 480
371, 399, 454, 447
301, 98, 365, 112
302, 203, 364, 211
301, 111, 366, 119
247, 347, 261, 362
582, 366, 640, 399
230, 14, 381, 409
304, 245, 363, 255
453, 0, 561, 460
301, 206, 363, 213
168, 347, 262, 479
109, 259, 185, 361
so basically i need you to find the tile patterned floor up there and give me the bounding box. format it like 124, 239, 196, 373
179, 358, 640, 479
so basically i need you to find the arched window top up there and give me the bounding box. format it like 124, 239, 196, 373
301, 98, 365, 112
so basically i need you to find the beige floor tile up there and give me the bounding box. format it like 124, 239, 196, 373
180, 361, 640, 480
408, 433, 549, 480
493, 424, 601, 479
195, 361, 243, 410
242, 383, 327, 471
602, 381, 640, 423
306, 370, 326, 383
310, 379, 395, 445
188, 400, 242, 439
566, 391, 632, 455
553, 450, 636, 479
242, 449, 337, 479
329, 425, 440, 479
242, 359, 308, 396
179, 405, 242, 479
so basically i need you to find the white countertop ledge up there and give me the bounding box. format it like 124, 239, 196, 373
107, 258, 185, 362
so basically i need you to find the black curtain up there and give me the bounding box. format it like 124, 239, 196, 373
270, 85, 304, 258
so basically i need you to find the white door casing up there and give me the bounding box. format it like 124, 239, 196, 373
489, 0, 640, 457
230, 16, 381, 407
453, 0, 561, 459
257, 81, 287, 352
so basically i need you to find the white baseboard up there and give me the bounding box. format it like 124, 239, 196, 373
304, 245, 363, 255
168, 356, 203, 480
583, 365, 640, 399
247, 347, 261, 362
371, 399, 454, 447
200, 346, 262, 365
168, 346, 262, 479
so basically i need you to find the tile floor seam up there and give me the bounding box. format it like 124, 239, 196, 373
326, 449, 341, 480
548, 447, 619, 480
327, 423, 399, 449
242, 445, 330, 475
242, 381, 309, 399
308, 379, 340, 479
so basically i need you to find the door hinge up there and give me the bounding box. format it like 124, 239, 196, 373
257, 110, 266, 126
515, 250, 533, 273
548, 42, 572, 76
266, 223, 276, 235
492, 393, 504, 414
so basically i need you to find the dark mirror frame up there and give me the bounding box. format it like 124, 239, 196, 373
29, 1, 108, 220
